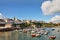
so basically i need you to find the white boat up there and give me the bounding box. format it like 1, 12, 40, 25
40, 30, 45, 35
57, 30, 60, 32
31, 30, 35, 33
20, 29, 23, 32
44, 31, 48, 35
31, 29, 36, 33
37, 31, 41, 34
23, 29, 27, 33
36, 34, 41, 37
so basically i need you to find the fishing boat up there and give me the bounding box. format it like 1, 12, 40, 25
23, 29, 27, 33
36, 34, 41, 37
20, 29, 23, 32
44, 31, 49, 35
31, 33, 40, 37
40, 30, 45, 35
37, 31, 41, 34
49, 36, 56, 39
31, 30, 35, 33
31, 34, 36, 37
57, 30, 60, 32
51, 28, 55, 31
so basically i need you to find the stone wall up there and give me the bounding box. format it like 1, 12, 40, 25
5, 23, 12, 28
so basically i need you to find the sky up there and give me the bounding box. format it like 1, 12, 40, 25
0, 0, 60, 23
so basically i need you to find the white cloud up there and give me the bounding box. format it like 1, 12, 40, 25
0, 13, 4, 19
41, 0, 60, 15
49, 15, 60, 23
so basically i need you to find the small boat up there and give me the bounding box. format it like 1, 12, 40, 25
31, 34, 36, 37
37, 31, 41, 34
40, 30, 45, 35
20, 29, 23, 32
52, 28, 55, 31
31, 31, 35, 33
23, 29, 27, 33
57, 30, 60, 32
36, 34, 40, 37
44, 31, 49, 35
31, 34, 40, 37
49, 36, 56, 39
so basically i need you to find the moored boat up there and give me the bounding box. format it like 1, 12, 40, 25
49, 36, 56, 39
51, 28, 55, 31
23, 29, 27, 33
57, 30, 60, 32
31, 34, 36, 37
31, 34, 41, 37
36, 34, 41, 37
31, 30, 35, 33
44, 31, 49, 35
20, 29, 23, 32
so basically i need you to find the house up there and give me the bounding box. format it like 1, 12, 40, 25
0, 19, 6, 28
0, 17, 23, 29
4, 18, 14, 28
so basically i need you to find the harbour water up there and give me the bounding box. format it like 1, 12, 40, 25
0, 28, 60, 40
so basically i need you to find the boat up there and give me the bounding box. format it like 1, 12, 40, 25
31, 33, 41, 37
20, 29, 23, 32
31, 30, 35, 33
23, 29, 27, 33
51, 28, 55, 31
31, 34, 36, 37
57, 30, 60, 32
36, 34, 41, 37
40, 30, 45, 35
37, 31, 41, 34
49, 36, 56, 39
44, 31, 49, 35
31, 29, 36, 33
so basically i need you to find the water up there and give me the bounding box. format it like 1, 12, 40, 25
0, 28, 60, 40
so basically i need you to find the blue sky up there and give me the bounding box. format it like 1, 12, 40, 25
0, 0, 59, 22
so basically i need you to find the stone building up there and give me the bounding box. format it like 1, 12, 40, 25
0, 13, 23, 29
0, 19, 5, 27
0, 18, 23, 28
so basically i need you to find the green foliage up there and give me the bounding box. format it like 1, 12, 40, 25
20, 23, 27, 29
32, 22, 42, 28
19, 21, 59, 29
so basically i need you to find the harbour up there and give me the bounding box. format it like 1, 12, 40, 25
0, 28, 60, 40
0, 0, 60, 40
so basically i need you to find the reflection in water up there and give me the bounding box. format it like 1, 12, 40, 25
0, 28, 60, 40
0, 32, 11, 40
14, 31, 18, 40
49, 38, 55, 40
0, 31, 19, 40
5, 32, 10, 40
